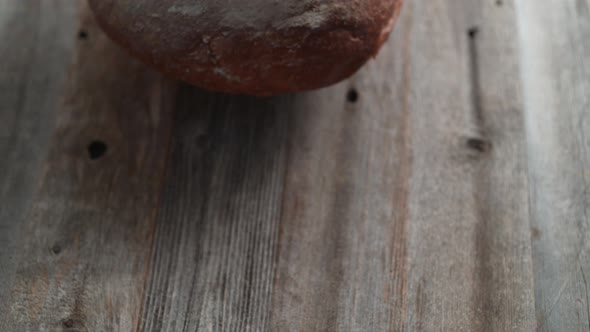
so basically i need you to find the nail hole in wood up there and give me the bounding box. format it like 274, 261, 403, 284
468, 27, 479, 38
51, 244, 61, 254
62, 319, 74, 328
88, 141, 108, 160
347, 88, 359, 103
78, 30, 88, 40
496, 0, 503, 6
466, 137, 491, 153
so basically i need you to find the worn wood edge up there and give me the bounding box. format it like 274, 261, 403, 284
517, 1, 590, 330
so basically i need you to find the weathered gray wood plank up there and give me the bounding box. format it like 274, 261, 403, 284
402, 0, 537, 330
517, 1, 590, 330
271, 0, 536, 331
137, 88, 292, 332
0, 0, 79, 320
269, 22, 410, 332
4, 4, 177, 331
463, 1, 536, 330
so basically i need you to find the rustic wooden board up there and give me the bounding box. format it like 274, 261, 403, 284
397, 1, 536, 330
517, 1, 590, 331
0, 0, 79, 321
0, 0, 589, 331
3, 3, 177, 331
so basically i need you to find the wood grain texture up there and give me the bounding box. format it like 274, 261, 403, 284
269, 0, 536, 331
137, 88, 291, 332
270, 21, 411, 332
401, 1, 536, 331
517, 1, 590, 330
466, 1, 537, 330
0, 0, 79, 320
3, 4, 177, 331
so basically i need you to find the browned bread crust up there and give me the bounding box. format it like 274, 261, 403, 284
89, 0, 403, 95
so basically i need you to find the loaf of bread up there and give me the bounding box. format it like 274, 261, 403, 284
89, 0, 403, 96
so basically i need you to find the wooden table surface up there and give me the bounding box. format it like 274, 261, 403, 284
1, 1, 588, 331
